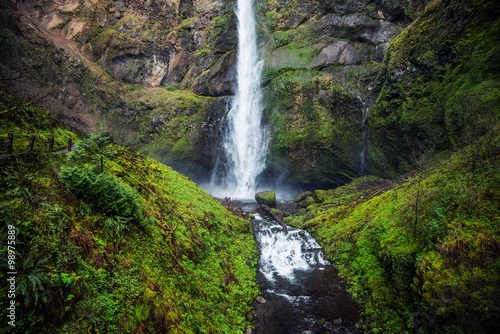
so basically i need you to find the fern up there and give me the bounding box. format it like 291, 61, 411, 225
17, 255, 53, 306
59, 165, 146, 232
102, 216, 130, 241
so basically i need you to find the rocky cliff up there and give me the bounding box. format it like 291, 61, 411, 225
1, 0, 498, 188
257, 0, 415, 186
0, 0, 237, 178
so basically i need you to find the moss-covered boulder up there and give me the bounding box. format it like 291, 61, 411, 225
294, 191, 316, 208
255, 190, 277, 207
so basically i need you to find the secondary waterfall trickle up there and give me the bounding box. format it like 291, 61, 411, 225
359, 102, 368, 176
208, 0, 268, 199
346, 84, 368, 176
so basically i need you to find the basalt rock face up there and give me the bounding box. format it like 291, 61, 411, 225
1, 0, 497, 189
256, 0, 419, 186
258, 0, 499, 185
369, 0, 500, 175
0, 0, 237, 176
16, 0, 237, 91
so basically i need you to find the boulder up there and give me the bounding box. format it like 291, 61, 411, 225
295, 191, 316, 208
255, 191, 276, 208
255, 296, 267, 304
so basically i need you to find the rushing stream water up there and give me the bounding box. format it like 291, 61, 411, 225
243, 204, 362, 334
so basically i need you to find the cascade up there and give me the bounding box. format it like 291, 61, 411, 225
208, 0, 268, 199
346, 84, 368, 175
250, 211, 361, 333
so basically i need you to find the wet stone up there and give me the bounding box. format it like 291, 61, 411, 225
256, 296, 267, 304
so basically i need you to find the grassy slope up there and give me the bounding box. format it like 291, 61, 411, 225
287, 129, 499, 333
0, 90, 78, 153
0, 92, 258, 333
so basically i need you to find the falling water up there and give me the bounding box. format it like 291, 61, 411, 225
359, 103, 368, 175
256, 220, 330, 283
346, 84, 368, 176
208, 0, 268, 199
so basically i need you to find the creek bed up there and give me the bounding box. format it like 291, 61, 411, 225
246, 204, 362, 334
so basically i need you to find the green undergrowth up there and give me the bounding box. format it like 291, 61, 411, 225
113, 86, 217, 175
371, 0, 500, 174
0, 89, 78, 153
287, 130, 499, 333
0, 97, 258, 333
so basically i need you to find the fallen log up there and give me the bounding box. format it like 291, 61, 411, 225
259, 204, 287, 232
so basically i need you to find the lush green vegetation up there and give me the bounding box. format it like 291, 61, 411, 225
263, 68, 363, 186
287, 130, 499, 333
370, 0, 500, 175
0, 92, 258, 333
0, 90, 78, 154
117, 86, 218, 175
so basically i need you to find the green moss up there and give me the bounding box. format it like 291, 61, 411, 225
0, 98, 259, 333
0, 90, 78, 153
287, 131, 500, 333
263, 69, 361, 184
255, 190, 277, 207
195, 47, 210, 58
371, 0, 500, 173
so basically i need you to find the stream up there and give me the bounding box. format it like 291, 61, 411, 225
244, 204, 362, 334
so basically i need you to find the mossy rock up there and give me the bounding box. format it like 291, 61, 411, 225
255, 190, 277, 207
294, 191, 313, 203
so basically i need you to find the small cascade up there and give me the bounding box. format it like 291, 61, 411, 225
359, 101, 368, 175
346, 84, 369, 176
251, 212, 361, 334
255, 220, 330, 283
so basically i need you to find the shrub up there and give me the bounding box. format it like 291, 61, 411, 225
59, 165, 145, 227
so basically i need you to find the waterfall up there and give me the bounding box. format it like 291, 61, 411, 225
359, 103, 368, 175
208, 0, 268, 199
346, 84, 368, 176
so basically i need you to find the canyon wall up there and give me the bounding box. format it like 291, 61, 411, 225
1, 0, 498, 188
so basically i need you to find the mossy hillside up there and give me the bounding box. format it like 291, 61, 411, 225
287, 130, 500, 333
263, 68, 365, 186
0, 90, 78, 153
0, 1, 117, 129
0, 98, 259, 333
1, 0, 235, 180
370, 0, 500, 175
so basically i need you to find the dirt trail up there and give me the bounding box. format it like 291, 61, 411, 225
2, 2, 104, 133
17, 2, 103, 76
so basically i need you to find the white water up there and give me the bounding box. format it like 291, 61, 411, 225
255, 221, 330, 283
346, 84, 368, 175
207, 0, 268, 199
